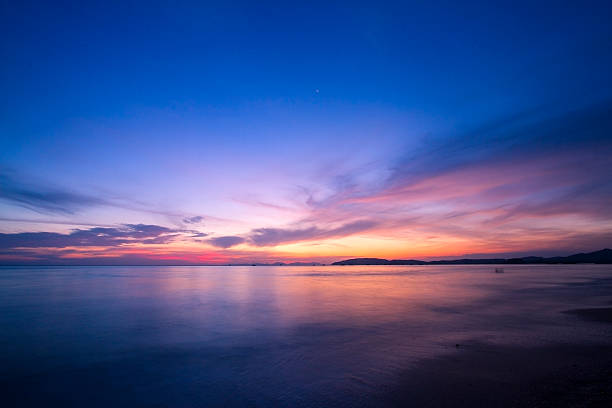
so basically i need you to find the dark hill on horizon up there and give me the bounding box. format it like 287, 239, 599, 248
332, 249, 612, 265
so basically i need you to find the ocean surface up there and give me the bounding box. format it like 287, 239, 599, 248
1, 265, 612, 407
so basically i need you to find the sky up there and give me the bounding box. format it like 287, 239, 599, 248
1, 0, 612, 264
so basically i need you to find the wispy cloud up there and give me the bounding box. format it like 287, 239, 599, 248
208, 236, 246, 248
204, 220, 379, 249
0, 172, 108, 215
396, 102, 611, 190
0, 171, 211, 226
248, 220, 378, 247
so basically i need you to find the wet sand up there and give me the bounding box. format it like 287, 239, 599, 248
384, 309, 612, 407
384, 343, 612, 407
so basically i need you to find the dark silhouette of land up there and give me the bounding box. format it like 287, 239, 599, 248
333, 248, 612, 265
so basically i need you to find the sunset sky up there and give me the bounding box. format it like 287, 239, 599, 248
1, 1, 611, 264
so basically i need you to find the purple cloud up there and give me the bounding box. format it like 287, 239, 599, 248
208, 236, 246, 248
183, 216, 204, 224
248, 220, 377, 247
0, 224, 181, 249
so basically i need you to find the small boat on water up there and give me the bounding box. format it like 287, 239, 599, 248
495, 268, 505, 273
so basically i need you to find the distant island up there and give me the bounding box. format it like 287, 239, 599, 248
332, 248, 612, 265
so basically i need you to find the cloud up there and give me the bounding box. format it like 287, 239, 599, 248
0, 224, 182, 249
208, 236, 246, 248
183, 216, 204, 224
0, 172, 108, 215
308, 102, 612, 220
205, 220, 379, 249
0, 171, 213, 224
248, 220, 378, 247
385, 102, 612, 192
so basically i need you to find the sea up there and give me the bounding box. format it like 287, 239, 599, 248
1, 265, 611, 407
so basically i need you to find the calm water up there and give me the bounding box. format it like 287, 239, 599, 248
1, 265, 612, 406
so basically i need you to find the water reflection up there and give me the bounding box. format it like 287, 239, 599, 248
1, 265, 611, 406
